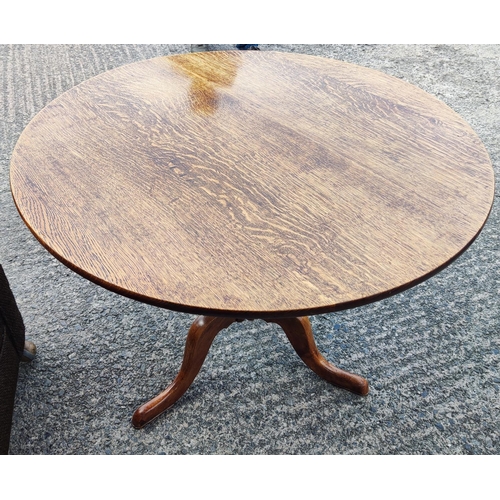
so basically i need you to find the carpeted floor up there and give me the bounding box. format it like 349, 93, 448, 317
1, 44, 499, 454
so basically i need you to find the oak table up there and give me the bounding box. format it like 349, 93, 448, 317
10, 51, 494, 428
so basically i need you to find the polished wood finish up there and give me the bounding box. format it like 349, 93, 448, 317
132, 316, 235, 428
266, 317, 368, 395
10, 51, 495, 427
10, 51, 494, 319
133, 315, 367, 428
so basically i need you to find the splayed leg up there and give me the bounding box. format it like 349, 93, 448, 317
267, 316, 369, 395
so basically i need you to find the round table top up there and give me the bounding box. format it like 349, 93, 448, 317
10, 51, 495, 318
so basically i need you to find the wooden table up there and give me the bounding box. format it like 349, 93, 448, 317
10, 51, 495, 428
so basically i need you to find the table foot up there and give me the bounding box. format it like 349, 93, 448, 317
132, 316, 235, 428
267, 317, 369, 396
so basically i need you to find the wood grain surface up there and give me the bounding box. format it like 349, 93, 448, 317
10, 51, 495, 318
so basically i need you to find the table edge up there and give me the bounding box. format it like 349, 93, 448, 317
11, 184, 493, 319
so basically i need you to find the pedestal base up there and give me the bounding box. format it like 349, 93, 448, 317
132, 316, 368, 428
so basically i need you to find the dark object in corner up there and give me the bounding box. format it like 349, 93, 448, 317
236, 44, 260, 50
0, 265, 36, 454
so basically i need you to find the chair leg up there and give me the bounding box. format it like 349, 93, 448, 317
21, 340, 36, 362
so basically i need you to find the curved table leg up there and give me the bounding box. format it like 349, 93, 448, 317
267, 317, 369, 396
132, 316, 235, 428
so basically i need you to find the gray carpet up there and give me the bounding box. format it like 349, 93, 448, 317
1, 44, 499, 454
